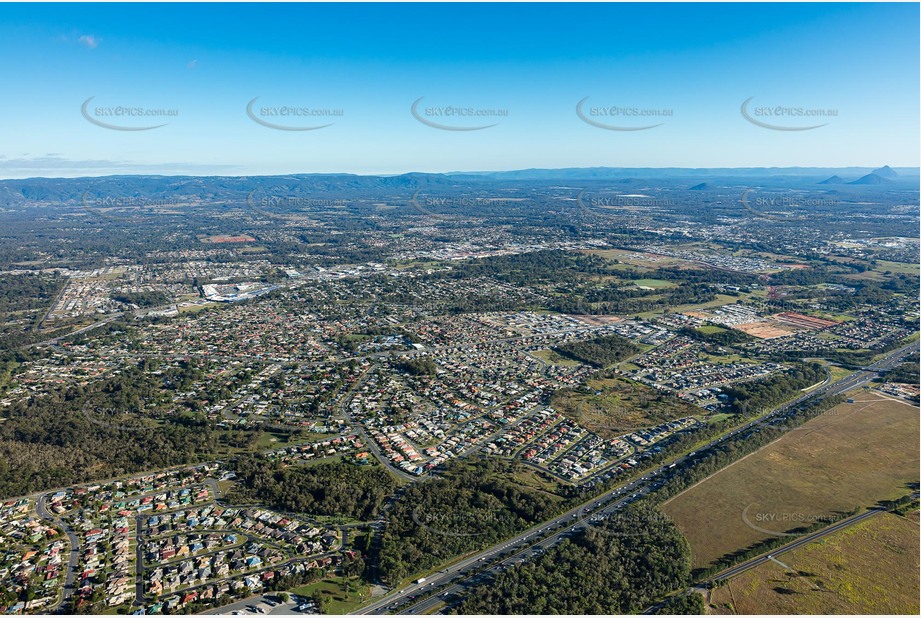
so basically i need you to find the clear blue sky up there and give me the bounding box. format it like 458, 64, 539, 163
0, 2, 917, 177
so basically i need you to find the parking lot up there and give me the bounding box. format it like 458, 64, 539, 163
205, 594, 318, 615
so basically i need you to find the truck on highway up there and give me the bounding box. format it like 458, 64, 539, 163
415, 577, 427, 584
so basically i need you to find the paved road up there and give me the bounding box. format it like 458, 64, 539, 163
35, 493, 80, 612
708, 508, 886, 582
351, 341, 918, 615
135, 515, 146, 604
337, 363, 418, 483
643, 497, 917, 614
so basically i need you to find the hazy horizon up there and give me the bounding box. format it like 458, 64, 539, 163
2, 164, 920, 183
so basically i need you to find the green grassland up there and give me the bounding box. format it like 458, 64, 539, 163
291, 576, 372, 614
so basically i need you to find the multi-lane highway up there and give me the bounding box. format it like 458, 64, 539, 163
351, 341, 918, 615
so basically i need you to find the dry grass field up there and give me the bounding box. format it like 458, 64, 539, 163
662, 391, 919, 569
551, 375, 700, 438
707, 511, 920, 614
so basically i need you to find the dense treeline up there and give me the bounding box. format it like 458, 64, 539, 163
654, 592, 705, 614
378, 458, 565, 583
0, 272, 64, 313
230, 456, 397, 521
634, 267, 757, 288
451, 250, 612, 286
879, 491, 920, 516
452, 503, 691, 614
551, 282, 717, 316
553, 333, 640, 367
722, 363, 826, 414
0, 359, 242, 498
0, 273, 62, 364
395, 357, 437, 376
0, 406, 214, 498
884, 354, 919, 386
111, 290, 172, 307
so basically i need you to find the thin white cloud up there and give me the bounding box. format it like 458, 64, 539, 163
187, 59, 198, 69
77, 34, 100, 49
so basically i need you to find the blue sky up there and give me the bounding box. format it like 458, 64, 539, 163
0, 2, 917, 177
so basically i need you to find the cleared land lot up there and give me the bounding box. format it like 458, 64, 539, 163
662, 391, 919, 569
707, 511, 920, 614
552, 375, 700, 437
733, 321, 795, 339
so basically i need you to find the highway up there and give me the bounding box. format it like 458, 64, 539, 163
350, 340, 918, 615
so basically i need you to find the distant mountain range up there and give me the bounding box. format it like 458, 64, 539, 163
0, 166, 916, 208
872, 165, 899, 178
817, 166, 901, 185
449, 166, 917, 180
850, 173, 891, 185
